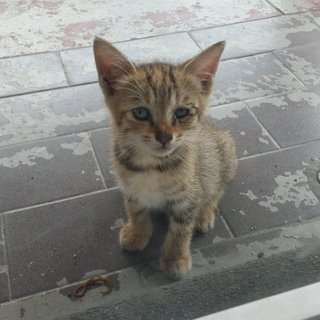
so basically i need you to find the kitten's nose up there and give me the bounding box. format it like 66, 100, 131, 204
155, 131, 172, 146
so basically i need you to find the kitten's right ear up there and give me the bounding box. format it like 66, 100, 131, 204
93, 37, 134, 95
182, 41, 225, 93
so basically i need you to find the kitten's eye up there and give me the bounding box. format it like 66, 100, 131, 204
174, 108, 189, 119
132, 107, 151, 121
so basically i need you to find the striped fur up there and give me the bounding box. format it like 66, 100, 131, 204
94, 38, 237, 279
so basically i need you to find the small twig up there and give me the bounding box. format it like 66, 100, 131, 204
73, 275, 112, 298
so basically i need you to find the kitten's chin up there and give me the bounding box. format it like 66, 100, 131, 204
150, 146, 176, 157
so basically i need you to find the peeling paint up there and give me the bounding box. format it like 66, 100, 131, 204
0, 0, 278, 58
259, 137, 270, 145
60, 134, 92, 155
276, 50, 320, 87
259, 170, 319, 212
208, 102, 245, 120
95, 170, 102, 177
0, 85, 107, 147
192, 249, 208, 267
56, 277, 68, 287
269, 0, 320, 13
192, 13, 320, 59
304, 161, 320, 200
240, 190, 258, 200
110, 218, 125, 231
213, 54, 301, 106
0, 146, 54, 168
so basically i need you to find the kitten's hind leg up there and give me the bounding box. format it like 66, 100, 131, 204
195, 198, 219, 233
119, 198, 152, 251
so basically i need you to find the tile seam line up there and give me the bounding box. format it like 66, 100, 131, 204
243, 102, 282, 149
0, 78, 105, 100
238, 136, 320, 160
57, 52, 71, 86
212, 88, 302, 106
1, 188, 119, 216
0, 80, 101, 100
209, 89, 293, 108
87, 132, 108, 189
0, 128, 111, 152
0, 12, 287, 60
264, 0, 285, 14
271, 52, 310, 88
0, 84, 70, 100
187, 31, 202, 51
205, 214, 320, 243
218, 213, 235, 238
273, 39, 320, 53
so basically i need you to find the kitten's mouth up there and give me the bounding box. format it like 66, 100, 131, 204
153, 145, 175, 156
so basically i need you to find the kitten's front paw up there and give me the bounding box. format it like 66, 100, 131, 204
119, 223, 150, 251
160, 253, 192, 279
195, 211, 215, 233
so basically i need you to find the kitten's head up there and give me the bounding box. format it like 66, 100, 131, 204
93, 38, 225, 157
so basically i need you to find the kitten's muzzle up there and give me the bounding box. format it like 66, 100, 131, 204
155, 130, 173, 147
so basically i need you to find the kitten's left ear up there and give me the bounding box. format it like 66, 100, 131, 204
182, 41, 225, 92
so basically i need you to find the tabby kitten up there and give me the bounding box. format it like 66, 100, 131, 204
93, 37, 237, 279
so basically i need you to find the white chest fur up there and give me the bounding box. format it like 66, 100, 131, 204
119, 171, 172, 209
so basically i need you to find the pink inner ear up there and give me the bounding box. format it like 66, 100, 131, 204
94, 49, 133, 94
94, 38, 134, 90
195, 64, 219, 91
183, 41, 225, 91
95, 50, 116, 78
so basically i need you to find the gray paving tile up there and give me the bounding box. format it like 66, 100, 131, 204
4, 189, 230, 298
274, 42, 320, 88
0, 134, 104, 212
60, 33, 200, 85
247, 90, 320, 147
89, 129, 117, 189
0, 53, 68, 97
212, 53, 303, 106
0, 83, 109, 148
221, 142, 320, 236
191, 14, 320, 60
0, 273, 9, 302
207, 103, 277, 157
268, 0, 320, 13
